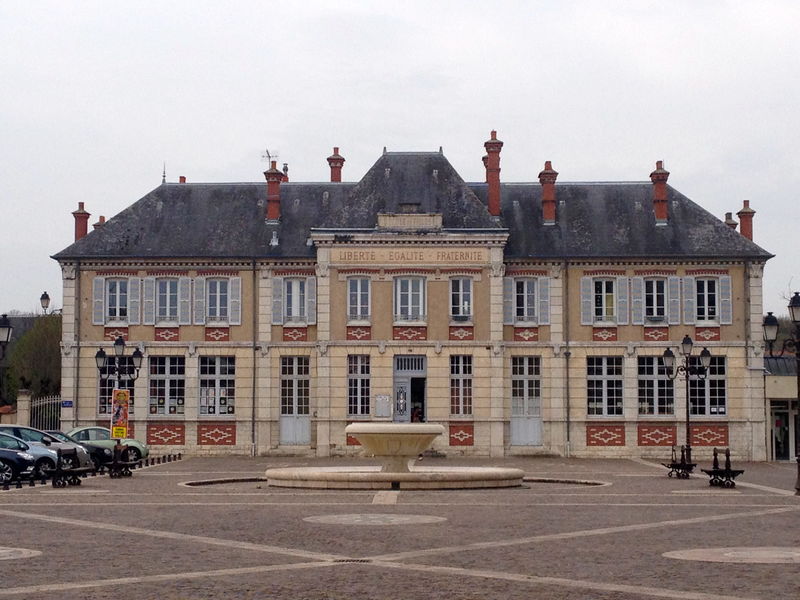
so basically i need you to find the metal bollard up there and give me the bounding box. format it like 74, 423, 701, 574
178, 453, 182, 460
29, 478, 35, 487
167, 455, 172, 463
41, 476, 47, 485
2, 481, 9, 491
16, 480, 22, 489
795, 454, 800, 496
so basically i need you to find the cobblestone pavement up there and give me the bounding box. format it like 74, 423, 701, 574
1, 456, 798, 599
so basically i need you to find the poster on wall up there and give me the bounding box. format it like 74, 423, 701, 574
111, 389, 130, 439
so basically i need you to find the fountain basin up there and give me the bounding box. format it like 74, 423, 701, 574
345, 422, 445, 473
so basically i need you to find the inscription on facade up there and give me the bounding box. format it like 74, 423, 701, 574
334, 247, 488, 265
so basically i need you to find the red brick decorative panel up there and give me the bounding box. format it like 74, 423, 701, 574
155, 327, 180, 342
513, 327, 539, 342
637, 424, 676, 446
694, 327, 720, 342
643, 327, 669, 342
147, 422, 185, 445
347, 326, 371, 341
205, 327, 230, 342
592, 327, 618, 342
691, 424, 728, 447
393, 326, 427, 341
449, 326, 474, 341
104, 327, 129, 341
586, 424, 626, 446
197, 423, 236, 445
283, 327, 308, 342
449, 423, 474, 446
97, 420, 134, 438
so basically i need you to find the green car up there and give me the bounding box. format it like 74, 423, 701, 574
67, 426, 150, 463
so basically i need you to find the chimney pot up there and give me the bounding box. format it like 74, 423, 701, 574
539, 161, 559, 224
736, 199, 755, 240
179, 176, 186, 183
327, 147, 345, 182
724, 212, 738, 230
71, 202, 91, 241
484, 130, 504, 216
650, 160, 670, 223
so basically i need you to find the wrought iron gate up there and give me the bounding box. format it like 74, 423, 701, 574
30, 395, 62, 431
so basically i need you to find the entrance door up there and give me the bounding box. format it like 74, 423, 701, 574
393, 355, 426, 423
279, 356, 311, 445
510, 356, 542, 446
772, 410, 790, 460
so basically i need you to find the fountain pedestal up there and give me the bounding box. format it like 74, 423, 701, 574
345, 422, 444, 473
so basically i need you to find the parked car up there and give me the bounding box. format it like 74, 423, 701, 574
0, 447, 36, 483
0, 425, 93, 469
47, 431, 113, 470
67, 426, 150, 462
0, 431, 59, 475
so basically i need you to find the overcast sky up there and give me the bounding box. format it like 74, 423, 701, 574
1, 1, 798, 317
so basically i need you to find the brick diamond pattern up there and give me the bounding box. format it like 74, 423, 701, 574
694, 327, 720, 342
198, 423, 236, 445
513, 327, 539, 342
104, 327, 129, 341
155, 327, 180, 342
283, 327, 308, 342
393, 326, 427, 341
449, 326, 474, 341
449, 424, 474, 446
643, 327, 669, 341
586, 424, 625, 446
592, 327, 618, 342
147, 423, 185, 445
205, 327, 230, 342
346, 326, 371, 341
691, 424, 728, 446
637, 425, 676, 446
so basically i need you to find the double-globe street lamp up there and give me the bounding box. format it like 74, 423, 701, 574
662, 335, 712, 469
94, 337, 143, 437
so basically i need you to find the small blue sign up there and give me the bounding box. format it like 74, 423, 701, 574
61, 400, 73, 408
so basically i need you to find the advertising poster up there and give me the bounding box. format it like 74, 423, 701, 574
111, 389, 129, 439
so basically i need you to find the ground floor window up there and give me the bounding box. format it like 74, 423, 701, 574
199, 356, 235, 415
450, 355, 473, 416
587, 356, 623, 416
98, 357, 135, 415
149, 356, 185, 415
348, 355, 370, 416
689, 356, 726, 415
637, 356, 674, 415
281, 356, 310, 416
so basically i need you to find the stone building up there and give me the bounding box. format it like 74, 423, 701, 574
53, 133, 773, 459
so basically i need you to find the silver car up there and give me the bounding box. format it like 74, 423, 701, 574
0, 432, 59, 475
0, 425, 92, 469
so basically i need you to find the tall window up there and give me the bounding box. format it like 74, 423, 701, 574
514, 278, 537, 322
347, 355, 370, 416
149, 357, 185, 415
696, 278, 718, 322
637, 357, 674, 415
98, 357, 135, 415
593, 279, 615, 322
450, 278, 472, 319
207, 279, 229, 321
348, 278, 370, 320
106, 279, 128, 321
511, 357, 541, 417
281, 357, 310, 416
450, 355, 473, 416
199, 357, 235, 416
285, 278, 307, 321
587, 357, 623, 416
644, 278, 666, 320
157, 279, 179, 321
394, 277, 425, 321
689, 356, 726, 415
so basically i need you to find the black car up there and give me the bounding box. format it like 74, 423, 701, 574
0, 447, 36, 483
47, 431, 113, 470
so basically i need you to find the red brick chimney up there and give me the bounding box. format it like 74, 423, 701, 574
72, 202, 90, 241
264, 160, 283, 221
724, 212, 738, 230
327, 147, 345, 182
649, 160, 670, 224
737, 200, 755, 240
484, 131, 503, 217
92, 215, 106, 230
179, 176, 186, 183
538, 161, 559, 225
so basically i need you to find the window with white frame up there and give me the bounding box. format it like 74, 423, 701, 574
593, 279, 615, 322
450, 278, 472, 320
199, 356, 235, 416
394, 277, 425, 321
281, 356, 310, 416
98, 357, 135, 415
285, 278, 307, 322
587, 356, 623, 416
689, 356, 726, 415
511, 356, 541, 417
450, 355, 473, 416
348, 278, 370, 321
148, 357, 185, 415
207, 279, 229, 321
644, 278, 666, 320
106, 279, 128, 321
156, 279, 179, 322
347, 355, 370, 416
637, 357, 674, 415
696, 278, 718, 322
514, 278, 537, 322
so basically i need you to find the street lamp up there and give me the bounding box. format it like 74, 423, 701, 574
762, 291, 800, 496
662, 335, 712, 469
0, 314, 13, 405
94, 337, 143, 436
40, 292, 50, 315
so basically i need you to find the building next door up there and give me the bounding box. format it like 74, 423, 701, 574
280, 356, 311, 445
510, 356, 543, 446
770, 400, 799, 461
394, 355, 426, 423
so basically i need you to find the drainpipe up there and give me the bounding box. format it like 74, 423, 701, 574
251, 259, 257, 457
563, 259, 571, 457
73, 260, 81, 429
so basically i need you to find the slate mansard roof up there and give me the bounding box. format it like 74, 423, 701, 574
53, 151, 772, 262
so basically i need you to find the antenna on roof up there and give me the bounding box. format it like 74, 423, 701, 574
162, 162, 166, 184
261, 148, 280, 164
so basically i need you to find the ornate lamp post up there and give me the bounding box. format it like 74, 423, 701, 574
94, 337, 143, 435
40, 292, 50, 315
662, 335, 712, 468
0, 314, 13, 405
762, 291, 800, 495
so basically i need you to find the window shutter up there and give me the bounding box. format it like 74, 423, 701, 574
92, 277, 105, 325
616, 276, 629, 325
537, 277, 550, 325
128, 277, 141, 325
228, 276, 242, 325
682, 276, 696, 325
719, 275, 733, 325
306, 277, 317, 325
142, 277, 156, 325
630, 277, 644, 325
502, 277, 514, 324
667, 276, 681, 325
193, 277, 206, 325
178, 277, 192, 325
580, 276, 593, 325
272, 277, 284, 325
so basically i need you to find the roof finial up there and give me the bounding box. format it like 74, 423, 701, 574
162, 162, 166, 184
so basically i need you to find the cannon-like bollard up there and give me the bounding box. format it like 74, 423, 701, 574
16, 480, 22, 489
178, 453, 182, 460
795, 454, 800, 496
29, 478, 35, 487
